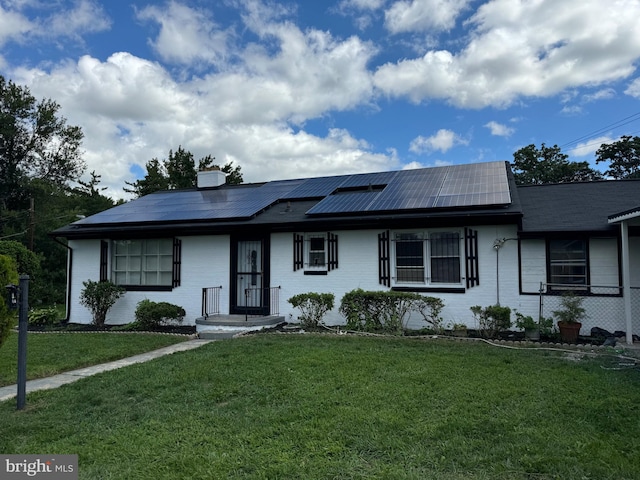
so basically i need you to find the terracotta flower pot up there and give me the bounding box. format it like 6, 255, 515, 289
558, 321, 582, 343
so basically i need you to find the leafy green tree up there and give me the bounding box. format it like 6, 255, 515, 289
595, 135, 640, 179
0, 254, 19, 349
79, 280, 125, 327
125, 147, 243, 197
512, 143, 603, 185
0, 75, 85, 212
123, 158, 169, 197
71, 171, 117, 216
0, 240, 40, 278
165, 147, 197, 189
220, 161, 243, 185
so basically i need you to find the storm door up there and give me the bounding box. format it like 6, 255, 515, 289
231, 237, 270, 315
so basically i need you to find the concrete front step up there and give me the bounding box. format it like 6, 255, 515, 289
196, 315, 285, 339
195, 315, 285, 328
198, 330, 248, 340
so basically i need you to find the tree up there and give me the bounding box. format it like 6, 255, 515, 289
0, 75, 85, 211
165, 147, 197, 189
79, 280, 125, 327
512, 143, 603, 185
595, 135, 640, 179
125, 147, 244, 197
0, 254, 18, 349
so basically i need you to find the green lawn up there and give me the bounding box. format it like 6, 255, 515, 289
0, 331, 189, 386
1, 335, 639, 479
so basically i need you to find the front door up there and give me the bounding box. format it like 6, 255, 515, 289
231, 236, 270, 315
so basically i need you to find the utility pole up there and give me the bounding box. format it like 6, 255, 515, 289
28, 197, 35, 251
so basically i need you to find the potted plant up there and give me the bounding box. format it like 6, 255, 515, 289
450, 323, 467, 337
514, 311, 539, 341
552, 292, 586, 343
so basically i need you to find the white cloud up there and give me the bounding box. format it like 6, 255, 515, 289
374, 0, 640, 108
0, 3, 34, 45
625, 77, 640, 98
484, 121, 514, 137
582, 88, 615, 103
385, 0, 470, 34
0, 0, 109, 46
136, 1, 232, 67
409, 129, 467, 154
568, 136, 614, 157
339, 0, 385, 10
48, 0, 110, 38
11, 44, 391, 200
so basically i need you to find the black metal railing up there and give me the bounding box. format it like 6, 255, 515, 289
242, 286, 281, 318
202, 286, 223, 318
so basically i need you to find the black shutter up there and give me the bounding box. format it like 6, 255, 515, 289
378, 230, 390, 287
172, 238, 182, 287
99, 240, 109, 282
465, 228, 479, 288
293, 233, 304, 271
327, 232, 338, 271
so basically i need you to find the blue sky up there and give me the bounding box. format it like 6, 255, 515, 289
2, 0, 640, 199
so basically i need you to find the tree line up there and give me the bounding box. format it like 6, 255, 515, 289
1, 73, 639, 307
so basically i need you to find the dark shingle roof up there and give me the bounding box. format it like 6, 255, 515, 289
53, 161, 522, 239
518, 180, 640, 234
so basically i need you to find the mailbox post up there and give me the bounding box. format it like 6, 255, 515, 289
6, 275, 29, 410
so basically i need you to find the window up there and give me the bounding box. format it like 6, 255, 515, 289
548, 239, 587, 290
430, 232, 461, 283
308, 235, 326, 267
112, 239, 174, 287
293, 232, 338, 273
395, 233, 425, 283
393, 231, 461, 285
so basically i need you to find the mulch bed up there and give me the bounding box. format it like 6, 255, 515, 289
26, 323, 196, 336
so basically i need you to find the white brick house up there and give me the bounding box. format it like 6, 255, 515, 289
52, 161, 640, 342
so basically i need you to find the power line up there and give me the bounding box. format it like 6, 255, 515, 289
560, 111, 640, 150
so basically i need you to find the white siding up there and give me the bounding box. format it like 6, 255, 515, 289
273, 225, 524, 330
520, 239, 546, 294
589, 238, 620, 294
68, 236, 230, 325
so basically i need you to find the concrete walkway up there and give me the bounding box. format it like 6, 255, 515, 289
0, 338, 214, 403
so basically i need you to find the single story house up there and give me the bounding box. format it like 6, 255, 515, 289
52, 161, 640, 343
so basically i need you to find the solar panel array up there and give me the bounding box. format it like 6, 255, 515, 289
306, 161, 511, 215
75, 161, 511, 226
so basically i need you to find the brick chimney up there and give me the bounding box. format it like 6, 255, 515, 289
197, 166, 226, 188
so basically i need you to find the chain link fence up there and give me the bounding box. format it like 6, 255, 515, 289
539, 283, 639, 337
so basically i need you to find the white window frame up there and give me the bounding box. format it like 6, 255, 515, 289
112, 239, 173, 287
392, 230, 463, 286
306, 234, 327, 269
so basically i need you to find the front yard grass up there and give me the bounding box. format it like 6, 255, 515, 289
1, 334, 639, 479
0, 331, 189, 386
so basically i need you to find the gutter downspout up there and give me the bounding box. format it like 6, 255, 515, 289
52, 237, 73, 323
620, 221, 633, 345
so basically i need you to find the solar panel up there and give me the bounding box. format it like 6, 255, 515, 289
305, 191, 380, 214
306, 161, 511, 215
337, 171, 398, 189
74, 161, 512, 226
76, 179, 306, 225
283, 176, 347, 199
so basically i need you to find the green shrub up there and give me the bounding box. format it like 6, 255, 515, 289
134, 300, 185, 329
0, 254, 19, 348
79, 280, 125, 327
287, 293, 335, 328
470, 305, 511, 338
413, 296, 445, 333
339, 289, 443, 335
28, 306, 59, 326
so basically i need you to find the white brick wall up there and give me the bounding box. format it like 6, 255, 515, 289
66, 227, 632, 331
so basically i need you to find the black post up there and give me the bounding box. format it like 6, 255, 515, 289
16, 274, 29, 410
